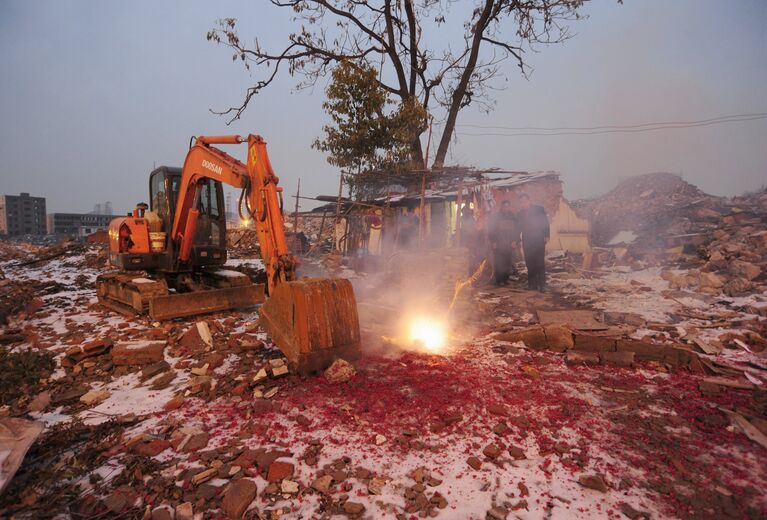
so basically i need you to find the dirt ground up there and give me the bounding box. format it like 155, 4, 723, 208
0, 238, 765, 519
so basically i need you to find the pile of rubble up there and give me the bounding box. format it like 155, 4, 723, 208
295, 213, 334, 246
0, 240, 105, 324
660, 187, 766, 296
226, 229, 261, 257
227, 227, 312, 257
575, 174, 766, 296
577, 172, 724, 248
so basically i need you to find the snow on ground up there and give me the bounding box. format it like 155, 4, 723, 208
225, 258, 265, 269
2, 248, 766, 518
552, 266, 767, 373
553, 267, 680, 323
163, 341, 670, 519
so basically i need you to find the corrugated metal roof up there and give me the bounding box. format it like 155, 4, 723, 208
310, 169, 561, 211
372, 170, 560, 203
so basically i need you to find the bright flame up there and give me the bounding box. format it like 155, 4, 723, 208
240, 218, 252, 228
409, 317, 447, 352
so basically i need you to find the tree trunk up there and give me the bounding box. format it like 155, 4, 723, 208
432, 0, 495, 169
411, 135, 424, 168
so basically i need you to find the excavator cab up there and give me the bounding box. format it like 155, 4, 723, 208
149, 167, 227, 268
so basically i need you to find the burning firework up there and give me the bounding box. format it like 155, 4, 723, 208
408, 316, 447, 352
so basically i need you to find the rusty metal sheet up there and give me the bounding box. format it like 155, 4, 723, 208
149, 284, 265, 321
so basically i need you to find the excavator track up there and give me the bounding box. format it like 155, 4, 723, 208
96, 271, 265, 321
96, 273, 169, 316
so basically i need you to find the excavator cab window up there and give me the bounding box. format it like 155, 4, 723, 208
194, 178, 224, 246
149, 168, 225, 254
150, 167, 183, 232
150, 172, 169, 223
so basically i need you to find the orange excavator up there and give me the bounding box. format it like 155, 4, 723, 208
96, 134, 360, 372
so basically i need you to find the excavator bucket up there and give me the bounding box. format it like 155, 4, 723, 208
258, 278, 361, 374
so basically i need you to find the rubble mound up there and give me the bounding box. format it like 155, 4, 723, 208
583, 172, 722, 247
226, 228, 260, 257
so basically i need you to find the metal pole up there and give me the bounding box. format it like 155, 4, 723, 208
317, 209, 328, 242
419, 116, 434, 246
334, 172, 344, 251
293, 178, 301, 232
455, 175, 464, 246
418, 172, 426, 246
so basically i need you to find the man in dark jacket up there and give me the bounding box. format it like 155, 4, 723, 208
517, 194, 549, 291
488, 200, 518, 285
398, 207, 420, 249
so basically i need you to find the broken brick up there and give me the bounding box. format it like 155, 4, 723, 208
483, 443, 502, 460
222, 478, 257, 519
578, 474, 609, 493
111, 340, 166, 366
266, 461, 294, 482
599, 350, 635, 368
572, 334, 616, 352
565, 351, 600, 365
466, 456, 482, 470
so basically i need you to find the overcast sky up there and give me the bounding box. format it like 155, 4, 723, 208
0, 0, 765, 214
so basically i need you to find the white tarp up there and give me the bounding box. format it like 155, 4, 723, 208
0, 418, 43, 495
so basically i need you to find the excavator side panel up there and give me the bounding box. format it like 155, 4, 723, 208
258, 278, 360, 374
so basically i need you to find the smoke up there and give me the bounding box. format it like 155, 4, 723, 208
341, 247, 480, 357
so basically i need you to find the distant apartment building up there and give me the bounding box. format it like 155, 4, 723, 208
47, 213, 116, 237
0, 192, 47, 236
92, 202, 113, 215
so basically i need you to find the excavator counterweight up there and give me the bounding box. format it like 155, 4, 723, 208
96, 134, 360, 373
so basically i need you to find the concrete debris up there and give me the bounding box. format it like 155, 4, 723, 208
578, 474, 609, 493
270, 364, 289, 377
280, 479, 299, 494
311, 474, 333, 494
151, 504, 174, 520
178, 321, 213, 353
175, 502, 193, 520
324, 358, 356, 384
79, 389, 111, 406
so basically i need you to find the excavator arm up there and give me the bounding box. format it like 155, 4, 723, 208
171, 134, 295, 295
169, 134, 360, 373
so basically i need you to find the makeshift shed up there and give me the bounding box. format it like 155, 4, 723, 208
307, 168, 591, 257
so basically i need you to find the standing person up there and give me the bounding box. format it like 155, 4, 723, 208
488, 200, 518, 286
398, 207, 420, 249
460, 206, 484, 275
517, 194, 549, 291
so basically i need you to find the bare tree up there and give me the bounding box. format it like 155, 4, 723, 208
208, 0, 587, 168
